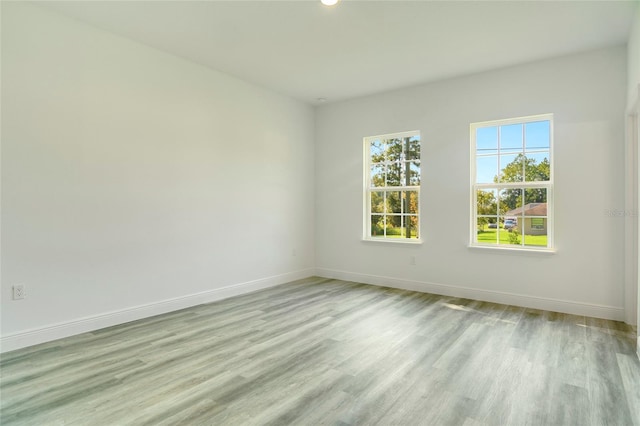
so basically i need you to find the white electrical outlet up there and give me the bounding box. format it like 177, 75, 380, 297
410, 256, 416, 265
13, 284, 25, 300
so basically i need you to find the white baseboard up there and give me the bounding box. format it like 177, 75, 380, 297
2, 267, 627, 353
315, 268, 625, 321
0, 269, 314, 353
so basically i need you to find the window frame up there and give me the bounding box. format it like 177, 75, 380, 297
470, 114, 554, 252
363, 130, 422, 244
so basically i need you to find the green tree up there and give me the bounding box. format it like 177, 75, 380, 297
476, 190, 497, 230
370, 191, 385, 235
496, 154, 549, 211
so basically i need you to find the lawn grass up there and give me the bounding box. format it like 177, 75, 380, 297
372, 226, 418, 239
477, 228, 547, 247
385, 229, 418, 238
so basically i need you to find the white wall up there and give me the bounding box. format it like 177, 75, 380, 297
315, 47, 628, 321
627, 4, 640, 348
628, 5, 640, 113
1, 3, 315, 350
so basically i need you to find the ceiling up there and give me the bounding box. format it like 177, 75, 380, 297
36, 0, 637, 105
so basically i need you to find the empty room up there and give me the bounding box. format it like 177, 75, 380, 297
2, 0, 640, 424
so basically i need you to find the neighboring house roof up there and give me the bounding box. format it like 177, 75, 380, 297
506, 203, 547, 216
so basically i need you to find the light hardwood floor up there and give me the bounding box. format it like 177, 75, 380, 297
1, 277, 639, 425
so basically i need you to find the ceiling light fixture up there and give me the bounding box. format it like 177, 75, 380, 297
321, 0, 339, 6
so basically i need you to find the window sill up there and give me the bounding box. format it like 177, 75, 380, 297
468, 244, 556, 255
363, 238, 423, 245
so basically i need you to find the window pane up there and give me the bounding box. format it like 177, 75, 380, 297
499, 153, 521, 183
525, 121, 550, 151
386, 214, 402, 232
477, 189, 497, 216
524, 217, 548, 247
398, 217, 418, 238
476, 217, 498, 244
408, 161, 420, 185
371, 191, 385, 214
524, 152, 550, 182
408, 216, 419, 238
387, 191, 402, 214
521, 189, 547, 247
405, 191, 419, 214
500, 124, 523, 153
499, 216, 522, 246
371, 215, 385, 237
476, 127, 498, 155
386, 138, 403, 162
500, 188, 523, 215
524, 188, 547, 209
499, 223, 522, 246
406, 136, 420, 160
383, 215, 418, 239
370, 139, 385, 162
477, 216, 498, 232
394, 161, 416, 186
371, 164, 385, 187
385, 162, 403, 186
476, 155, 498, 184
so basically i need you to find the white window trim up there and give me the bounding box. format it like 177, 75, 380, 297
363, 130, 422, 244
469, 114, 555, 252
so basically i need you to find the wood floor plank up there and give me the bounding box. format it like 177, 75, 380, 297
1, 277, 638, 425
617, 352, 640, 425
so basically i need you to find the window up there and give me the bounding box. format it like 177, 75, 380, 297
364, 131, 421, 242
471, 114, 553, 250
